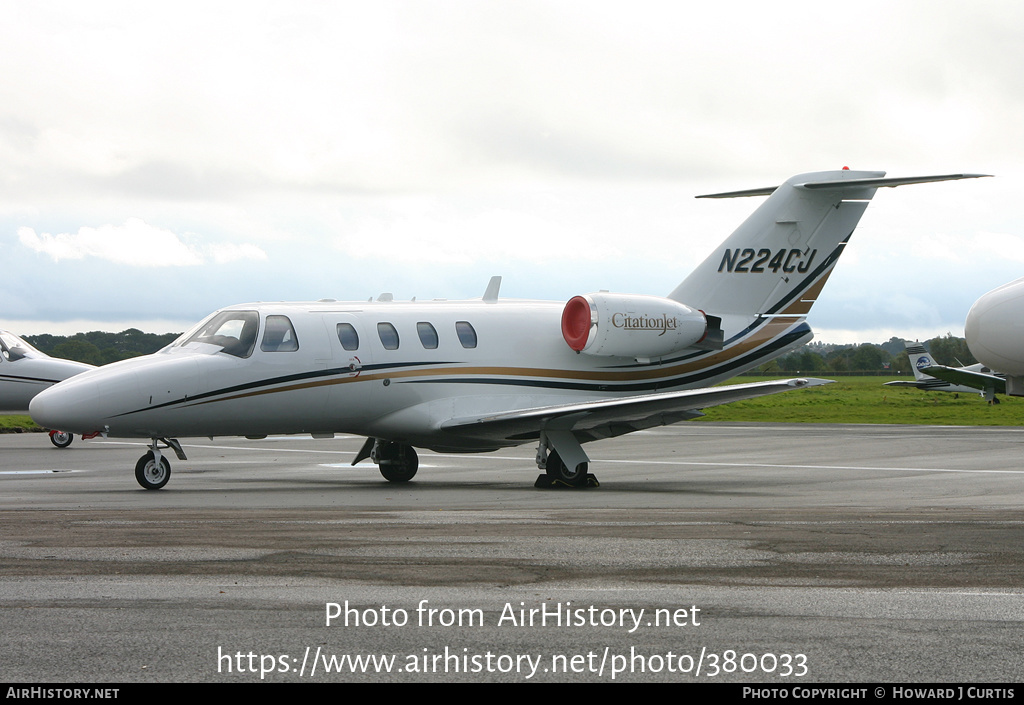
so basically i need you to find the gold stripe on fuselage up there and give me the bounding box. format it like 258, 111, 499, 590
180, 316, 803, 407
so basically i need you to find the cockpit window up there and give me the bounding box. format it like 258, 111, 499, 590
178, 311, 259, 358
0, 331, 42, 362
261, 315, 299, 352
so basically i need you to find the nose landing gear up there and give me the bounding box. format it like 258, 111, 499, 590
48, 430, 74, 448
134, 438, 187, 490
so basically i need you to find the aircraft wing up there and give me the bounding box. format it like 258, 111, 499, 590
883, 380, 927, 388
440, 378, 832, 444
920, 365, 1005, 394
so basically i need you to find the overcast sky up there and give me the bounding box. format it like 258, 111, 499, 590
2, 1, 1022, 344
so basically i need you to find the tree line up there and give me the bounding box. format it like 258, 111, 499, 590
22, 328, 974, 376
25, 329, 182, 366
750, 334, 975, 376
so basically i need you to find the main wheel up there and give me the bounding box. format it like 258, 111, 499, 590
377, 443, 418, 483
49, 431, 73, 448
545, 450, 588, 486
135, 451, 171, 490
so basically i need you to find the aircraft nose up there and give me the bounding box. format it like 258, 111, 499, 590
966, 278, 1024, 375
30, 378, 101, 434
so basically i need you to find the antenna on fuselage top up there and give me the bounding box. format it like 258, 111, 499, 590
483, 276, 501, 303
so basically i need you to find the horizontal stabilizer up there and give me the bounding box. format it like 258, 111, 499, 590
698, 173, 990, 199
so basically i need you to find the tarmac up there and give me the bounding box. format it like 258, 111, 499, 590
1, 422, 1023, 682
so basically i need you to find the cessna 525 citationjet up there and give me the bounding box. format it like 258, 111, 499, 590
0, 329, 94, 447
29, 169, 987, 489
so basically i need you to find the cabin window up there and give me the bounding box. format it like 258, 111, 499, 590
180, 310, 259, 358
455, 321, 477, 349
261, 315, 299, 352
337, 323, 359, 351
417, 322, 438, 349
377, 322, 399, 350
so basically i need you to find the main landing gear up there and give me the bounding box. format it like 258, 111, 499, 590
349, 432, 599, 488
134, 438, 187, 490
352, 438, 419, 483
534, 431, 599, 489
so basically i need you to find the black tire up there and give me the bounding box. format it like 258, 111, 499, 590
377, 443, 418, 483
135, 451, 171, 490
545, 450, 588, 486
49, 431, 73, 448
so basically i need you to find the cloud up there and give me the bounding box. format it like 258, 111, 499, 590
17, 218, 267, 267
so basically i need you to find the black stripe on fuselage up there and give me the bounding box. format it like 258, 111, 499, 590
0, 373, 59, 385
405, 322, 812, 393
111, 319, 811, 418
111, 360, 457, 417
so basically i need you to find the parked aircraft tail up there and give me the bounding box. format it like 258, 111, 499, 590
668, 170, 989, 321
905, 342, 934, 381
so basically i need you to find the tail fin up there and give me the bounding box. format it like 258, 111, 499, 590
904, 342, 935, 381
668, 170, 988, 317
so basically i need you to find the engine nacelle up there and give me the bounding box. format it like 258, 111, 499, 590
561, 293, 709, 359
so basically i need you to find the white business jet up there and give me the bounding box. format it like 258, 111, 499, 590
963, 276, 1024, 397
0, 329, 95, 446
883, 342, 1005, 402
29, 169, 988, 489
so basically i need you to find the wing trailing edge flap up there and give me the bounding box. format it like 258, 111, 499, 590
440, 378, 834, 444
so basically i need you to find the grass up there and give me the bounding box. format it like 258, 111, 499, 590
701, 375, 1024, 425
0, 415, 42, 432
3, 377, 1021, 432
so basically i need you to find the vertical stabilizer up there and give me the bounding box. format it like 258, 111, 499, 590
669, 170, 989, 319
668, 169, 884, 316
905, 343, 934, 381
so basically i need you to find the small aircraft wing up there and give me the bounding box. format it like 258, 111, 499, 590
440, 378, 832, 444
920, 365, 1006, 394
883, 380, 928, 388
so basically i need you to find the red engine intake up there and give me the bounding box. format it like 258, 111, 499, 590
561, 296, 596, 352
561, 293, 708, 359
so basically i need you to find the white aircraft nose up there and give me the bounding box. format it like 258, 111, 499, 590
29, 378, 99, 433
966, 277, 1024, 376
30, 362, 143, 434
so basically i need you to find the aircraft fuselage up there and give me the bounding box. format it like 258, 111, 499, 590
29, 299, 809, 451
0, 330, 94, 413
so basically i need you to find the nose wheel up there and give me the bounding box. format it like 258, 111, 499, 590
135, 451, 171, 490
133, 438, 186, 490
48, 430, 74, 448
